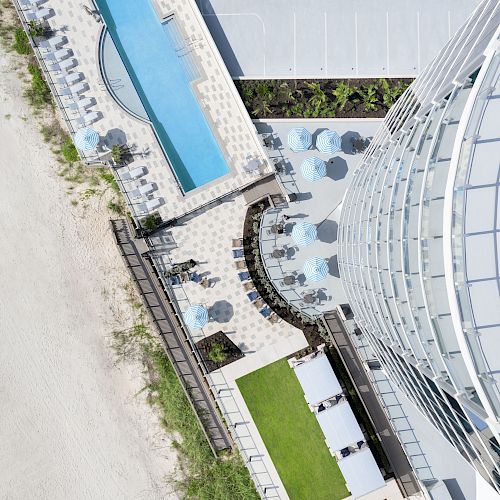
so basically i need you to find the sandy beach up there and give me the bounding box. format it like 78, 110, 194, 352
0, 47, 178, 499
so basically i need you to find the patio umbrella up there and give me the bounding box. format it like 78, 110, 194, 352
73, 127, 99, 151
316, 129, 341, 154
301, 156, 326, 181
292, 222, 317, 247
303, 256, 328, 281
288, 127, 312, 152
183, 304, 209, 329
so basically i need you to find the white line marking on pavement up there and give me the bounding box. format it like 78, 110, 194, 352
324, 12, 328, 75
354, 12, 359, 76
417, 11, 421, 73
386, 11, 390, 75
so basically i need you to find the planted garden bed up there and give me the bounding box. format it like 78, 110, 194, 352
196, 331, 244, 373
235, 78, 413, 119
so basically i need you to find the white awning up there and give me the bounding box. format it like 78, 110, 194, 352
294, 353, 342, 404
317, 401, 364, 451
337, 448, 385, 498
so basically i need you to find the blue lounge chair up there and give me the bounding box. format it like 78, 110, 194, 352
238, 271, 250, 281
260, 306, 271, 318
232, 249, 244, 258
247, 291, 259, 302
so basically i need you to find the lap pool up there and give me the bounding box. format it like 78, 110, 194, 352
95, 0, 230, 193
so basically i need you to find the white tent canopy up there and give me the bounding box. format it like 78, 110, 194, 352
294, 353, 342, 405
337, 447, 385, 498
317, 401, 364, 451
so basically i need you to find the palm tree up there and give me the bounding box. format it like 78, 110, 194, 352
332, 81, 354, 111
359, 84, 379, 112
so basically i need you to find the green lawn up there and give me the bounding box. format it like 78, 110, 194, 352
237, 359, 349, 500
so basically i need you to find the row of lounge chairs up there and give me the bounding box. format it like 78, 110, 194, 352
232, 239, 280, 324
21, 4, 102, 130
119, 166, 164, 215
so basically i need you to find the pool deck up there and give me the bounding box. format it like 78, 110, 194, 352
197, 0, 480, 79
36, 0, 272, 222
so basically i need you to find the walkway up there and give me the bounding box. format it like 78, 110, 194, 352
110, 218, 232, 453
324, 311, 421, 497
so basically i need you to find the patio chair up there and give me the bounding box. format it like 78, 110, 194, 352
38, 35, 67, 50
232, 249, 244, 258
234, 260, 246, 270
129, 182, 155, 199
73, 111, 100, 127
121, 166, 147, 181
20, 0, 47, 9
268, 312, 280, 324
242, 281, 254, 292
247, 291, 259, 302
232, 238, 243, 248
238, 271, 250, 282
26, 8, 53, 21
254, 298, 265, 310
259, 306, 271, 318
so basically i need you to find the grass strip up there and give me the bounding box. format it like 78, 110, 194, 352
237, 358, 349, 500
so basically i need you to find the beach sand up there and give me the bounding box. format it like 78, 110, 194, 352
0, 48, 178, 499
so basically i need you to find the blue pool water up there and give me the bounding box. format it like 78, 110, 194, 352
95, 0, 230, 192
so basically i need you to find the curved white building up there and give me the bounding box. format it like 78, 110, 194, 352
338, 0, 500, 492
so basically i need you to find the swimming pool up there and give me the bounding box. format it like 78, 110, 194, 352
95, 0, 230, 192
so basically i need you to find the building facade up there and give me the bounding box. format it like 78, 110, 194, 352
338, 0, 500, 493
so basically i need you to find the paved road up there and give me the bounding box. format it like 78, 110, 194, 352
111, 219, 232, 453
197, 0, 479, 78
324, 312, 421, 497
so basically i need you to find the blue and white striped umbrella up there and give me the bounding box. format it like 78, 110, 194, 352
288, 127, 312, 152
73, 127, 99, 151
301, 156, 326, 181
183, 304, 208, 329
303, 256, 328, 281
316, 129, 341, 154
292, 222, 317, 247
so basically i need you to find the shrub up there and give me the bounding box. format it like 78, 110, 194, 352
25, 62, 51, 108
140, 214, 159, 231
12, 27, 31, 55
111, 144, 126, 164
208, 343, 228, 363
61, 137, 79, 163
28, 21, 45, 38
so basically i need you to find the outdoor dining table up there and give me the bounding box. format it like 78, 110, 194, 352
283, 275, 295, 285
271, 224, 284, 234
303, 293, 316, 304
272, 248, 285, 259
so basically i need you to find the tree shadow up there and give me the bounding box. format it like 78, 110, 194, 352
210, 300, 234, 323
104, 128, 127, 147
317, 220, 338, 243
328, 255, 340, 277
341, 131, 361, 154
326, 157, 348, 180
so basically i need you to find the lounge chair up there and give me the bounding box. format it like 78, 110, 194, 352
66, 97, 95, 111
73, 111, 100, 127
232, 249, 244, 258
259, 307, 271, 318
44, 48, 73, 63
121, 166, 146, 181
232, 238, 243, 248
56, 72, 84, 87
26, 8, 53, 20
253, 298, 264, 309
58, 82, 89, 96
20, 0, 47, 9
48, 58, 77, 72
129, 182, 155, 199
238, 271, 250, 282
38, 35, 67, 49
137, 198, 162, 214
234, 260, 246, 270
247, 291, 259, 302
268, 312, 280, 324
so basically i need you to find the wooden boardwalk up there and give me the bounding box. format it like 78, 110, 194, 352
110, 219, 232, 454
